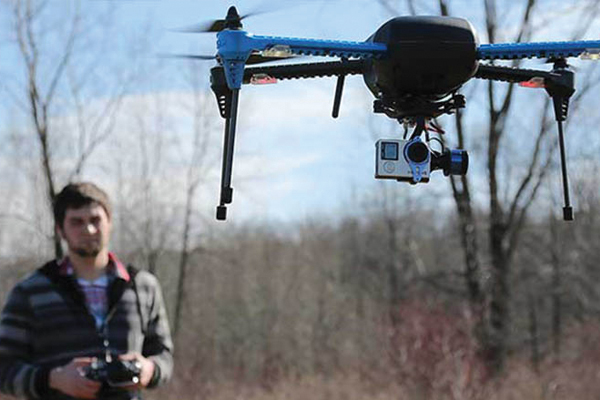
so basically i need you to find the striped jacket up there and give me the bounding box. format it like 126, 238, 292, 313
0, 258, 174, 399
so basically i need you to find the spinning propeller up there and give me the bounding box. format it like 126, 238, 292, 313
165, 51, 297, 65
170, 6, 298, 66
171, 6, 600, 221
176, 6, 258, 33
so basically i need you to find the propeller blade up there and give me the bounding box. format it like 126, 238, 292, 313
162, 52, 296, 66
239, 11, 260, 21
174, 5, 278, 34
174, 6, 244, 33
160, 54, 217, 61
162, 51, 297, 66
204, 19, 227, 33
172, 19, 225, 33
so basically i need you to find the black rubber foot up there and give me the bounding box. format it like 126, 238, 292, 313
216, 206, 227, 221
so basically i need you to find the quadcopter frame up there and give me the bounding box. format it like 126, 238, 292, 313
200, 8, 599, 221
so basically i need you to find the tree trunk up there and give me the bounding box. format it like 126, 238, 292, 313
174, 184, 195, 336
487, 221, 509, 372
385, 214, 402, 329
39, 127, 62, 258
550, 216, 562, 359
451, 110, 486, 353
528, 293, 540, 373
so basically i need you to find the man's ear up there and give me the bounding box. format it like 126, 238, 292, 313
56, 225, 65, 240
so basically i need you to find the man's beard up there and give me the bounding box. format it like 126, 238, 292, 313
70, 240, 103, 258
72, 247, 101, 257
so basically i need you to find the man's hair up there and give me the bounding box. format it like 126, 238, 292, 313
53, 182, 111, 228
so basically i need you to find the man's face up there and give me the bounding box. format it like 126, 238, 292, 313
58, 203, 112, 258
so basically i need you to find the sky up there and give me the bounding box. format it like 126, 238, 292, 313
0, 0, 599, 231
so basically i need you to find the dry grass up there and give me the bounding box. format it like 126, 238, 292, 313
151, 359, 600, 400
3, 302, 599, 400
148, 314, 600, 400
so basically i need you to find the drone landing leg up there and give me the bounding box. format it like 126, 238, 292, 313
544, 59, 575, 221
555, 117, 573, 221
216, 89, 241, 221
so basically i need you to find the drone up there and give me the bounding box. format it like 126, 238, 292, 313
174, 6, 600, 221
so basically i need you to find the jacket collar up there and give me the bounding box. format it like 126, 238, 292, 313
56, 252, 130, 282
39, 253, 135, 311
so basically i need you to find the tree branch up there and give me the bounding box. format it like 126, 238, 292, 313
506, 98, 552, 228
376, 0, 401, 16
44, 2, 80, 106
569, 0, 600, 41
496, 0, 537, 140
507, 144, 553, 261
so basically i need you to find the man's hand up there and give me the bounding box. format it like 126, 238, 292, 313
49, 357, 101, 399
119, 352, 155, 388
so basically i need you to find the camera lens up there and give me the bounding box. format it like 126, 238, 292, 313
405, 141, 429, 163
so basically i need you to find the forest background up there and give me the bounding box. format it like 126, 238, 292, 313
1, 0, 600, 399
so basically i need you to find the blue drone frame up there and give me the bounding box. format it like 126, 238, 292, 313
175, 6, 600, 221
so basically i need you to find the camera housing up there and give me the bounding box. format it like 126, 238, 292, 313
84, 358, 142, 387
375, 137, 469, 182
375, 137, 431, 182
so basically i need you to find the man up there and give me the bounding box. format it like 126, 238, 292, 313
0, 182, 173, 399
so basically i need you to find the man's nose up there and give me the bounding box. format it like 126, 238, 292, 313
85, 223, 98, 234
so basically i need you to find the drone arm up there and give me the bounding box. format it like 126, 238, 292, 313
243, 59, 366, 81
216, 30, 385, 90
475, 63, 575, 104
474, 64, 552, 83
247, 34, 387, 59
210, 60, 366, 117
244, 59, 366, 119
477, 40, 600, 60
243, 59, 366, 118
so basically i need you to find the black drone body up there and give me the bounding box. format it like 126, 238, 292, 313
173, 6, 600, 221
363, 16, 478, 106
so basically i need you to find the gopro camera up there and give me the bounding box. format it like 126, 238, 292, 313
375, 137, 431, 182
375, 137, 468, 182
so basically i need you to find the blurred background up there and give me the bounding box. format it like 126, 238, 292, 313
1, 0, 600, 398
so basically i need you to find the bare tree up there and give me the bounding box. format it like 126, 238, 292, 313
174, 62, 217, 336
120, 92, 178, 274
10, 0, 81, 257
373, 0, 600, 373
4, 0, 134, 258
